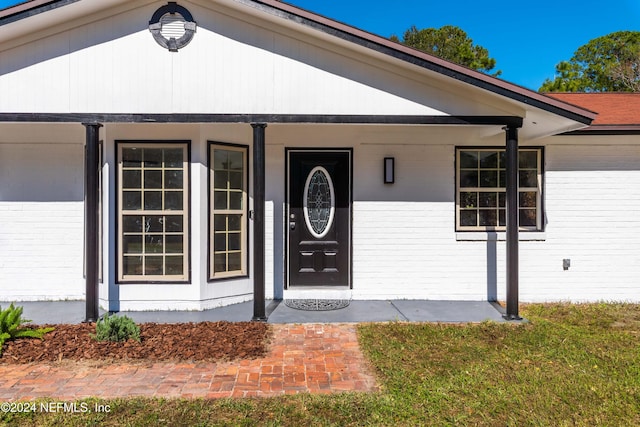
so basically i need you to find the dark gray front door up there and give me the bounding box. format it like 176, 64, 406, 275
287, 150, 351, 287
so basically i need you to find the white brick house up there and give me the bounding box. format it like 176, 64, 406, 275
0, 0, 638, 319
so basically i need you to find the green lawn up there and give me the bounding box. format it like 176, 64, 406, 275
2, 303, 639, 426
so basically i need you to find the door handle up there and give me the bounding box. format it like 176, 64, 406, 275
290, 222, 296, 230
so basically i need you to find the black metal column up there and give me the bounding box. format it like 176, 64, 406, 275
251, 123, 267, 321
82, 122, 102, 322
504, 126, 522, 320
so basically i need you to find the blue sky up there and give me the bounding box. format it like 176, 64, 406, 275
1, 0, 639, 90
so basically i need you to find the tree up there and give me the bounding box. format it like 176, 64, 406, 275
540, 31, 640, 92
391, 25, 501, 76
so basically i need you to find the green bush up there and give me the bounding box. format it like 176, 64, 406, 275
0, 303, 55, 355
93, 314, 140, 342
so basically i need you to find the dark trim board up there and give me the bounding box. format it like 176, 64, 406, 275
0, 113, 524, 127
0, 0, 79, 26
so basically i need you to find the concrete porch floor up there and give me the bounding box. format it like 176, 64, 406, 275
1, 300, 508, 325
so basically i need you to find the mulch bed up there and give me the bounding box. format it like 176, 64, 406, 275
0, 321, 270, 364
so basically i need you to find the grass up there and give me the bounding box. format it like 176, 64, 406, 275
2, 303, 639, 426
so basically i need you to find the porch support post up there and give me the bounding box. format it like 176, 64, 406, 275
251, 123, 267, 321
82, 122, 102, 323
504, 125, 522, 320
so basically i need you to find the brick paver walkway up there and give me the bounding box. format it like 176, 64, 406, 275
0, 324, 378, 401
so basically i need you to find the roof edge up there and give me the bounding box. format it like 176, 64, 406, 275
0, 0, 80, 25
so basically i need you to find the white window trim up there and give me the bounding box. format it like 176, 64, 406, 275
117, 142, 190, 283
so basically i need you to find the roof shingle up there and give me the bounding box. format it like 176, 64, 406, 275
547, 93, 640, 125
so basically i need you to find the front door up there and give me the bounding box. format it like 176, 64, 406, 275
286, 150, 351, 287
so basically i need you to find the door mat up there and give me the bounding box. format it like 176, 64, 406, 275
284, 299, 350, 311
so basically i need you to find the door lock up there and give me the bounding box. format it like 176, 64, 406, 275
290, 221, 296, 230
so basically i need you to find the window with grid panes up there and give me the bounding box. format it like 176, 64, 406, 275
210, 144, 247, 279
456, 148, 542, 231
117, 143, 189, 282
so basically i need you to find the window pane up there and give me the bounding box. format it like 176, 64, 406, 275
460, 210, 477, 226
228, 151, 243, 171
165, 170, 183, 189
519, 170, 537, 188
479, 151, 498, 168
228, 232, 241, 251
214, 253, 227, 272
459, 151, 478, 168
165, 235, 183, 253
214, 191, 228, 209
214, 150, 228, 170
460, 192, 477, 208
144, 170, 162, 189
145, 235, 163, 253
165, 256, 183, 275
520, 209, 537, 227
479, 192, 497, 207
228, 214, 242, 231
460, 170, 478, 187
499, 209, 506, 226
229, 172, 243, 190
144, 191, 162, 210
519, 191, 537, 208
123, 256, 142, 275
498, 193, 506, 208
214, 214, 227, 232
164, 191, 183, 210
479, 210, 497, 226
123, 216, 143, 232
123, 235, 142, 254
145, 216, 164, 232
519, 151, 537, 169
229, 191, 243, 210
214, 171, 228, 189
144, 149, 163, 168
122, 170, 141, 189
214, 233, 226, 251
499, 170, 506, 187
164, 148, 183, 168
479, 171, 498, 188
123, 192, 141, 210
165, 215, 183, 232
228, 252, 242, 272
122, 148, 142, 167
145, 256, 163, 275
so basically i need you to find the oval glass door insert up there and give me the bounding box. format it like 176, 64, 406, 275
303, 166, 335, 239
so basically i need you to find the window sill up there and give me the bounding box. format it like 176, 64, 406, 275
456, 232, 546, 241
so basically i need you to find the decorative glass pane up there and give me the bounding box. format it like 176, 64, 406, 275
228, 252, 242, 271
519, 151, 537, 169
228, 151, 243, 170
214, 253, 227, 272
214, 233, 226, 251
123, 192, 141, 210
214, 214, 227, 232
229, 191, 243, 210
144, 170, 162, 188
460, 170, 478, 187
164, 191, 183, 210
479, 151, 498, 168
214, 191, 227, 210
229, 172, 243, 189
144, 191, 162, 210
214, 171, 228, 189
214, 150, 228, 170
228, 215, 242, 231
123, 170, 141, 189
460, 210, 477, 226
228, 232, 241, 251
459, 151, 478, 168
304, 168, 334, 237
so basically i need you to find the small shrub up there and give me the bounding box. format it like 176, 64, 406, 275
0, 303, 55, 355
93, 314, 140, 342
